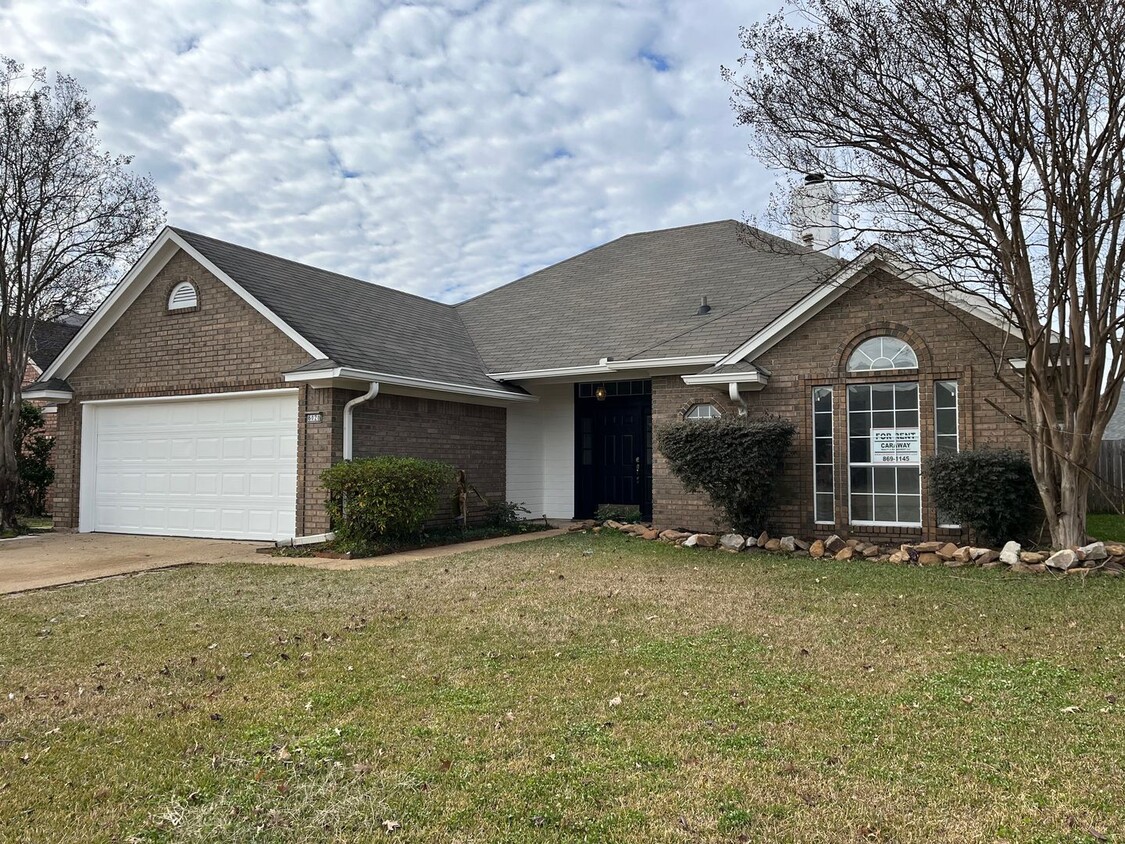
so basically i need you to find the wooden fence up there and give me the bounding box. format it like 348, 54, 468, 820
1091, 438, 1125, 514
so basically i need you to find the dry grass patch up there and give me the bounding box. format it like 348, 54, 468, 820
1, 532, 1124, 842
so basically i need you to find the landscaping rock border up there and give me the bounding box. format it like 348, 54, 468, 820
572, 520, 1125, 577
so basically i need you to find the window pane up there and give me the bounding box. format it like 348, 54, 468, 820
815, 438, 833, 464
873, 466, 897, 494
874, 494, 898, 521
898, 495, 921, 524
937, 434, 958, 455
895, 409, 919, 428
936, 408, 957, 436
813, 387, 832, 413
814, 413, 832, 437
815, 464, 834, 489
935, 381, 957, 408
816, 493, 834, 522
847, 337, 918, 372
849, 413, 871, 436
851, 494, 873, 521
873, 410, 895, 428
895, 383, 919, 408
850, 466, 872, 493
897, 467, 920, 494
850, 437, 871, 463
871, 384, 895, 410
848, 385, 871, 411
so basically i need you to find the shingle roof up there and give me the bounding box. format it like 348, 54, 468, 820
29, 319, 83, 371
455, 220, 841, 373
172, 228, 511, 393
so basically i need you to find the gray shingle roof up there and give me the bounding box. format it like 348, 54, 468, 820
28, 319, 82, 371
455, 220, 841, 373
173, 228, 511, 393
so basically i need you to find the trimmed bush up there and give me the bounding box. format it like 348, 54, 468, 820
17, 402, 54, 517
656, 415, 796, 534
925, 448, 1039, 546
322, 457, 455, 547
595, 503, 643, 524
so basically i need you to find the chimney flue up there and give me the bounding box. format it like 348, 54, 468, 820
696, 295, 711, 316
792, 173, 840, 257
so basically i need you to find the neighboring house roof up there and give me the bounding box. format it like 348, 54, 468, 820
1105, 396, 1125, 440
455, 220, 841, 373
171, 228, 511, 394
28, 318, 83, 372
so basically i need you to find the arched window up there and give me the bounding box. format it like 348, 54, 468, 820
685, 403, 721, 420
168, 281, 198, 311
847, 336, 917, 373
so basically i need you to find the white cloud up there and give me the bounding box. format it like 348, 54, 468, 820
0, 0, 781, 302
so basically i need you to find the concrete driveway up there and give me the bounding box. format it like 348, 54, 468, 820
0, 532, 268, 594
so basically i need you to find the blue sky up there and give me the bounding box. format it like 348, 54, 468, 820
0, 0, 780, 302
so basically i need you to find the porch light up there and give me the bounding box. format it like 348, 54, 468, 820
595, 384, 607, 401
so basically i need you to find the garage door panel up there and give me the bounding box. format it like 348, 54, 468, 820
87, 393, 298, 541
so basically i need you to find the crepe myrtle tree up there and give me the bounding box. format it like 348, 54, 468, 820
724, 0, 1125, 548
0, 59, 163, 528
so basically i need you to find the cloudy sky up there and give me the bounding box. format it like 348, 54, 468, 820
0, 0, 782, 303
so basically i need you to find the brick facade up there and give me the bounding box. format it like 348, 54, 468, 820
350, 392, 506, 525
51, 251, 319, 533
47, 249, 509, 538
652, 271, 1026, 544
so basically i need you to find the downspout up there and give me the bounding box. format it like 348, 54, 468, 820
728, 382, 748, 416
343, 382, 380, 460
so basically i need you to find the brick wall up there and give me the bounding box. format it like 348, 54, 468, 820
653, 271, 1026, 544
351, 392, 506, 526
51, 250, 327, 532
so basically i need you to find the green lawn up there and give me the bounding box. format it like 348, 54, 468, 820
2, 533, 1124, 843
1088, 513, 1125, 543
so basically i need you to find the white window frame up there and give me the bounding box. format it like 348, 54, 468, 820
847, 336, 919, 373
935, 380, 961, 528
812, 386, 834, 525
847, 381, 923, 528
684, 403, 721, 420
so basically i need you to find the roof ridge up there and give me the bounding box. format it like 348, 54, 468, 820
455, 219, 748, 308
171, 226, 457, 312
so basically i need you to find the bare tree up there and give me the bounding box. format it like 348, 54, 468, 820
724, 0, 1125, 548
0, 59, 163, 529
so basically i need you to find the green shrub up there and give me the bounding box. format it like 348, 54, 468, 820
595, 503, 643, 523
656, 415, 796, 534
485, 500, 531, 529
322, 457, 455, 547
17, 402, 54, 517
925, 448, 1040, 546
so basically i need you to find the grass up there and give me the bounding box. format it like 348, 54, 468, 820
1088, 513, 1125, 543
275, 522, 552, 558
2, 532, 1124, 842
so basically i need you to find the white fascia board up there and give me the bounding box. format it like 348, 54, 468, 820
718, 247, 1014, 367
80, 387, 298, 406
491, 355, 725, 382
489, 364, 614, 381
42, 227, 326, 382
599, 354, 724, 370
284, 366, 538, 403
681, 371, 769, 389
22, 389, 74, 402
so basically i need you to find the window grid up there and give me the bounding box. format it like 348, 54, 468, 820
847, 382, 922, 527
685, 403, 721, 420
812, 386, 834, 524
847, 336, 918, 373
935, 381, 960, 527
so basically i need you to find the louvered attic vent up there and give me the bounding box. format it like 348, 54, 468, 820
168, 281, 198, 310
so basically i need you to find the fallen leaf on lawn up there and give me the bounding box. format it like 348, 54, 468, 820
382, 819, 400, 833
608, 695, 622, 707
1060, 705, 1081, 714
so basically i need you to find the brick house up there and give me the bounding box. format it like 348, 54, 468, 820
25, 218, 1027, 544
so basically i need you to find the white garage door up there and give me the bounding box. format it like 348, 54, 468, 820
82, 391, 298, 541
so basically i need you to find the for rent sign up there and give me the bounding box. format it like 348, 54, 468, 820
871, 428, 920, 463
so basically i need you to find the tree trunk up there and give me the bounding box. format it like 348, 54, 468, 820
1048, 462, 1090, 549
0, 393, 20, 531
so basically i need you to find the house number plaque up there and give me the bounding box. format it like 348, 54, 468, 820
305, 412, 324, 424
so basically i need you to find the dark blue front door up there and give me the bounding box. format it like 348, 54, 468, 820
575, 381, 652, 520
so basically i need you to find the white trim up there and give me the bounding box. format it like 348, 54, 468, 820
490, 355, 724, 381
167, 280, 198, 310
81, 387, 298, 406
79, 402, 96, 533
41, 406, 57, 414
680, 370, 768, 388
22, 389, 73, 402
42, 228, 326, 382
718, 248, 1014, 367
850, 520, 924, 529
284, 366, 537, 403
